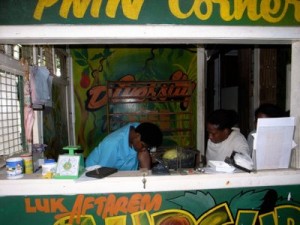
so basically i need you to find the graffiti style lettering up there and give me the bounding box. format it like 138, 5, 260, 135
168, 0, 300, 23
33, 0, 145, 20
51, 193, 162, 224
235, 210, 259, 225
86, 85, 107, 110
197, 203, 234, 224
101, 194, 118, 218
259, 212, 276, 225
152, 209, 197, 225
106, 214, 127, 225
276, 205, 300, 224
23, 194, 300, 225
86, 71, 196, 111
25, 197, 68, 213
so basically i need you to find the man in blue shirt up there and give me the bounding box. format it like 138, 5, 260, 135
85, 122, 163, 170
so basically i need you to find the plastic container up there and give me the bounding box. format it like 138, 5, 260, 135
42, 159, 57, 178
6, 157, 24, 179
32, 144, 47, 172
21, 154, 33, 174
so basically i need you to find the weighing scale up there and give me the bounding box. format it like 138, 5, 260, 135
54, 146, 84, 179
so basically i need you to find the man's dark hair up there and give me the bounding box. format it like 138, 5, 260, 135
135, 122, 163, 148
255, 103, 285, 119
207, 109, 239, 130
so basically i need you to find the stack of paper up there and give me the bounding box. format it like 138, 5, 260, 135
207, 160, 235, 173
255, 117, 295, 170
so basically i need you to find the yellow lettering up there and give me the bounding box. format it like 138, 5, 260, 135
168, 0, 195, 19
91, 0, 103, 18
275, 205, 300, 224
234, 0, 260, 21
195, 0, 213, 20
152, 210, 197, 225
105, 215, 127, 225
197, 203, 234, 224
106, 0, 144, 20
235, 210, 258, 224
168, 0, 300, 23
33, 0, 300, 24
106, 0, 120, 18
60, 0, 92, 18
169, 0, 213, 20
33, 0, 58, 20
132, 210, 151, 225
212, 0, 234, 21
289, 0, 300, 21
193, 0, 213, 20
260, 0, 286, 23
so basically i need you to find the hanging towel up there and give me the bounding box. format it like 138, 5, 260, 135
23, 78, 34, 142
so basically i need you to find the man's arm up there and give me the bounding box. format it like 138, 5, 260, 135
138, 150, 151, 169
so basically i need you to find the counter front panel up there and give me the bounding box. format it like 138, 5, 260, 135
1, 169, 300, 225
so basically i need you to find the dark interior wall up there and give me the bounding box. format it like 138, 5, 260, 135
205, 45, 291, 137
205, 45, 252, 136
238, 48, 252, 136
277, 46, 291, 113
259, 47, 278, 105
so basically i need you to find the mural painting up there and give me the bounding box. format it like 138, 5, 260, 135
71, 46, 197, 156
0, 186, 299, 225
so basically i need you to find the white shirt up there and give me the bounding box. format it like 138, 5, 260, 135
247, 129, 255, 157
206, 128, 250, 162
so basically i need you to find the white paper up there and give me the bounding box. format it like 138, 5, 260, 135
255, 117, 296, 170
207, 160, 235, 173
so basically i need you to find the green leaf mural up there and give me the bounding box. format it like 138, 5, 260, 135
229, 190, 268, 218
169, 191, 216, 218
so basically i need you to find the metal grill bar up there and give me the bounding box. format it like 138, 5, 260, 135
0, 69, 23, 157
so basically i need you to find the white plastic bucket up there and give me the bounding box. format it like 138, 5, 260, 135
6, 157, 24, 179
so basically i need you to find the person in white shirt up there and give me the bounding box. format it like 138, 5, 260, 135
205, 109, 250, 163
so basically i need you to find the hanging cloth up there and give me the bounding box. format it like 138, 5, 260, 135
21, 59, 34, 142
30, 66, 52, 106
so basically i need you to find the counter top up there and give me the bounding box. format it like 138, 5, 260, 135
1, 168, 300, 196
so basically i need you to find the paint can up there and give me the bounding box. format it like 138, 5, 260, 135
6, 157, 24, 179
21, 154, 33, 174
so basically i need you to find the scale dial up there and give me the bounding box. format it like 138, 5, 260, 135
56, 155, 80, 176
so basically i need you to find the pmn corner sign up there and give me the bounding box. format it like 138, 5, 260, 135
0, 0, 299, 26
